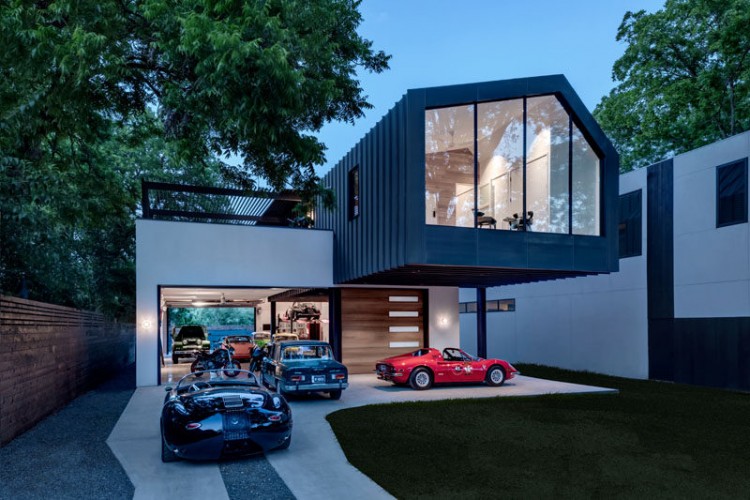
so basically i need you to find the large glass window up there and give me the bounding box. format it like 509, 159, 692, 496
477, 99, 524, 231
425, 105, 475, 227
526, 96, 570, 233
572, 123, 601, 235
425, 95, 602, 235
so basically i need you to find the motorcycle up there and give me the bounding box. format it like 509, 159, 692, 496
248, 345, 268, 373
190, 345, 241, 377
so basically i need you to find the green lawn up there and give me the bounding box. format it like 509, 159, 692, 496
326, 365, 750, 499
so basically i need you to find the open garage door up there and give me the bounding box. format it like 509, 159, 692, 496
159, 286, 330, 384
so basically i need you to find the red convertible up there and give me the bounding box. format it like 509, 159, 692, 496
376, 347, 519, 390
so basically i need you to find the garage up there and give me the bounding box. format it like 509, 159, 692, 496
158, 286, 330, 384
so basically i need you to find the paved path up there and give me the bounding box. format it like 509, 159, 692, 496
108, 374, 616, 499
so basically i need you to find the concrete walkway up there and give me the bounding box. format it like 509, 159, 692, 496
108, 374, 617, 499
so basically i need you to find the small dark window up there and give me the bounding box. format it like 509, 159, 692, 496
619, 190, 642, 259
716, 159, 748, 227
459, 300, 515, 313
487, 299, 515, 312
348, 166, 360, 220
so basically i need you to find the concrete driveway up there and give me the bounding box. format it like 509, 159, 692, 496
108, 374, 617, 499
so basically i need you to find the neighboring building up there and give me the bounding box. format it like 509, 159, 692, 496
459, 131, 750, 391
136, 75, 620, 386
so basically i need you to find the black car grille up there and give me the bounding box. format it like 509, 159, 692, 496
376, 363, 392, 374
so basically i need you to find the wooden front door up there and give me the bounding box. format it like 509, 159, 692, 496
340, 288, 426, 374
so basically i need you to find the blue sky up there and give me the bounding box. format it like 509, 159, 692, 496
313, 0, 664, 176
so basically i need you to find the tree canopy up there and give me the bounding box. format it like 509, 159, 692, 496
594, 0, 750, 171
0, 0, 388, 319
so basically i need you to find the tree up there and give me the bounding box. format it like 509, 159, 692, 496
0, 0, 388, 195
594, 0, 750, 171
0, 0, 387, 319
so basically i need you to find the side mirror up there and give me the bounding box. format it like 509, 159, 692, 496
164, 386, 173, 392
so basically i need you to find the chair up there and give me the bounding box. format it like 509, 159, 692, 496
503, 211, 534, 231
473, 210, 497, 229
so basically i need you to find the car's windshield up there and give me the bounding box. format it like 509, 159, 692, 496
227, 336, 250, 343
282, 345, 332, 360
175, 369, 259, 391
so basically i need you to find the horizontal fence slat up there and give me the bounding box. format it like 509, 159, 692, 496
0, 295, 135, 446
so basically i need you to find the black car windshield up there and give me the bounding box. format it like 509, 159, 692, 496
282, 345, 332, 360
175, 370, 260, 392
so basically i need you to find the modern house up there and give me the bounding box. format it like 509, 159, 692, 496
459, 131, 750, 391
135, 75, 620, 386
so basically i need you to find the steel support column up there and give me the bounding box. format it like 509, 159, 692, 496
476, 287, 487, 358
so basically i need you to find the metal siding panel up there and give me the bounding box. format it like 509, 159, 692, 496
527, 233, 574, 270
405, 89, 426, 264
573, 236, 611, 271
376, 116, 391, 271
424, 83, 477, 108
397, 98, 407, 267
661, 317, 750, 391
366, 128, 374, 276
476, 78, 529, 102
384, 108, 393, 272
647, 159, 675, 320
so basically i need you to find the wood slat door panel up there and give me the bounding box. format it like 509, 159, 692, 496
341, 288, 425, 374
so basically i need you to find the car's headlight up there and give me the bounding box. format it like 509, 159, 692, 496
272, 396, 282, 409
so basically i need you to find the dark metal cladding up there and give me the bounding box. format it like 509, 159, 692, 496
316, 75, 620, 287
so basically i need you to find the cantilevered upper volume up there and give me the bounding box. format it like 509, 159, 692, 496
316, 75, 620, 287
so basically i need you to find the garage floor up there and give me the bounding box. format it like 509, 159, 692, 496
108, 374, 617, 499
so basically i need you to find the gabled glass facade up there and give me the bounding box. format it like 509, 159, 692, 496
425, 94, 601, 235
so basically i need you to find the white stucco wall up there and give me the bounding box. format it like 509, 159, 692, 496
673, 131, 750, 318
136, 220, 334, 386
459, 168, 649, 379
427, 287, 460, 351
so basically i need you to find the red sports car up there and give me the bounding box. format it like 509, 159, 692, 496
375, 347, 519, 390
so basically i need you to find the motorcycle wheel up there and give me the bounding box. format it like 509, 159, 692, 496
190, 360, 205, 377
224, 360, 241, 377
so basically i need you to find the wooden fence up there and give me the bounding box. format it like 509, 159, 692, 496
0, 295, 135, 445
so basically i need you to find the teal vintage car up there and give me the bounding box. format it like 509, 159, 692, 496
261, 341, 348, 400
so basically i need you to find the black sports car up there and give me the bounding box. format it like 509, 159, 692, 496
161, 369, 292, 462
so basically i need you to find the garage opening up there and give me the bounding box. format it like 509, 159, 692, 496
159, 286, 330, 384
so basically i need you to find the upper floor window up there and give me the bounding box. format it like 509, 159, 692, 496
425, 95, 601, 235
716, 159, 747, 228
618, 189, 642, 259
348, 166, 360, 220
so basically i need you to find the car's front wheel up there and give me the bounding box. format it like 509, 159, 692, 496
329, 389, 342, 400
486, 365, 506, 386
409, 368, 433, 390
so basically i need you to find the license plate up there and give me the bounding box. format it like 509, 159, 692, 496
312, 375, 325, 384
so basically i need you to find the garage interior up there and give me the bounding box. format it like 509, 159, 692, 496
158, 286, 330, 384
157, 286, 429, 383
